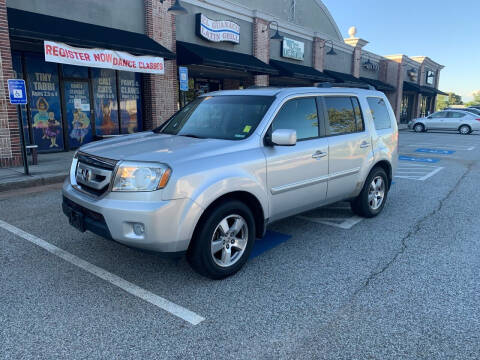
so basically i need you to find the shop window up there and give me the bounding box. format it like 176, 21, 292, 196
64, 81, 93, 148
272, 97, 319, 140
324, 96, 357, 135
118, 71, 142, 134
92, 68, 119, 136
25, 55, 64, 152
367, 97, 392, 130
63, 64, 89, 79
12, 53, 30, 145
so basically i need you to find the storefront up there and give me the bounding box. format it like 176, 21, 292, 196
7, 7, 174, 152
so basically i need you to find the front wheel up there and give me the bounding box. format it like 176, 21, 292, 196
459, 125, 471, 135
414, 123, 425, 132
187, 200, 255, 279
351, 167, 389, 218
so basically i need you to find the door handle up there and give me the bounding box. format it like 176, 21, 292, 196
312, 150, 327, 159
360, 141, 370, 148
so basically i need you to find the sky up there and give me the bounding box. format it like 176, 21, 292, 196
321, 0, 480, 102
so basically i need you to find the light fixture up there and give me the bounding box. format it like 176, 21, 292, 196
263, 21, 284, 41
324, 40, 337, 56
167, 0, 188, 15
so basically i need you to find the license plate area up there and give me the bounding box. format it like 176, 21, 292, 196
69, 209, 85, 232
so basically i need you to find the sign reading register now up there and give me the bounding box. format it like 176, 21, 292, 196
43, 40, 165, 74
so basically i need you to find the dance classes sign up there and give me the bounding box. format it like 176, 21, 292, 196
44, 41, 165, 74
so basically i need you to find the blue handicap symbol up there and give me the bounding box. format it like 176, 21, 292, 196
399, 155, 440, 163
416, 148, 455, 155
250, 230, 292, 259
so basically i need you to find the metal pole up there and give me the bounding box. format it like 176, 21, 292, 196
17, 105, 29, 175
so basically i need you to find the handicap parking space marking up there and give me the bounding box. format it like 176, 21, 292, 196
399, 155, 440, 163
0, 219, 205, 325
395, 163, 444, 181
415, 148, 455, 155
250, 230, 292, 259
296, 202, 364, 230
406, 144, 475, 151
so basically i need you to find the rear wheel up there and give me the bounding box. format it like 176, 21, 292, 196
351, 167, 389, 218
187, 200, 255, 279
414, 123, 425, 132
459, 125, 471, 135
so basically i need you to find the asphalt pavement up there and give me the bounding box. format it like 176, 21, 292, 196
1, 130, 479, 359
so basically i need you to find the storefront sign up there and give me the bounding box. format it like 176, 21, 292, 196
407, 68, 418, 82
281, 37, 304, 61
196, 13, 240, 44
44, 41, 165, 74
362, 60, 379, 72
179, 67, 189, 91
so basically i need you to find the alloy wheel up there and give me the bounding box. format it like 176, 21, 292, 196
210, 214, 248, 268
368, 176, 385, 210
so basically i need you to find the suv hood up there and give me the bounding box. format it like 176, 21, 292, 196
79, 132, 242, 165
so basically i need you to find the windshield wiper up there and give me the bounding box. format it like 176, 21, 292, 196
178, 134, 205, 139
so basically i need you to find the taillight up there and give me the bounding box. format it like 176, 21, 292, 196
476, 118, 480, 122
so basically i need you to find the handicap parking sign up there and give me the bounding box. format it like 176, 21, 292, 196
7, 79, 27, 105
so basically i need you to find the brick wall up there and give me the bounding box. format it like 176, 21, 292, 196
252, 17, 269, 86
312, 37, 325, 73
0, 0, 22, 167
143, 0, 178, 129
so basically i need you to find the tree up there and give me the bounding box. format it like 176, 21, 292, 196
435, 92, 463, 111
448, 92, 463, 105
436, 95, 448, 111
465, 91, 480, 107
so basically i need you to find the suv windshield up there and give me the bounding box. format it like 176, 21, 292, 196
159, 95, 274, 140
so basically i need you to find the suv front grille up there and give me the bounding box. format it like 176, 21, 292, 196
75, 152, 118, 197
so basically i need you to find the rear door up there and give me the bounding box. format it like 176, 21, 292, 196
263, 96, 329, 221
445, 111, 467, 130
322, 95, 372, 202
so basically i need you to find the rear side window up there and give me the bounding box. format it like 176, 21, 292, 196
324, 96, 358, 135
272, 97, 319, 140
367, 97, 392, 130
448, 112, 465, 118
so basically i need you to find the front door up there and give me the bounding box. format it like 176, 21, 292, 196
426, 111, 448, 129
264, 96, 329, 221
64, 81, 93, 149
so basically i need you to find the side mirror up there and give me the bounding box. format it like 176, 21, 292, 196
271, 129, 297, 146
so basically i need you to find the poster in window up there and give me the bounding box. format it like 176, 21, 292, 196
92, 68, 119, 136
12, 54, 30, 145
65, 81, 92, 148
25, 55, 64, 151
118, 71, 142, 134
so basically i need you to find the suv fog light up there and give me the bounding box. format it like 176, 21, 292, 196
133, 223, 145, 236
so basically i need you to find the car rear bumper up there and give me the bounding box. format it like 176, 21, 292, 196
62, 180, 204, 253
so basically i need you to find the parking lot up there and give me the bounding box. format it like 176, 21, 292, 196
1, 130, 480, 359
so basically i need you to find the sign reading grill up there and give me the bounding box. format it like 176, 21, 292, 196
196, 13, 240, 44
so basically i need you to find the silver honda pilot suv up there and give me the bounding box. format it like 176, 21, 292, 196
63, 87, 398, 279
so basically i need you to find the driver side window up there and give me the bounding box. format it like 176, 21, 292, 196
271, 97, 320, 141
429, 111, 447, 119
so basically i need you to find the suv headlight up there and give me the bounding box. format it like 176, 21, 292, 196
112, 162, 171, 192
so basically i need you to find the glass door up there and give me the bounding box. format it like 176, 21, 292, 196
64, 81, 93, 149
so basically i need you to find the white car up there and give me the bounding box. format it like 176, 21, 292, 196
409, 110, 480, 134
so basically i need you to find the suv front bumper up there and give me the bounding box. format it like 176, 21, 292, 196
62, 181, 204, 253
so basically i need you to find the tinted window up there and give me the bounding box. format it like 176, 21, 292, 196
448, 112, 465, 118
351, 97, 364, 132
430, 111, 447, 118
367, 97, 392, 130
324, 97, 357, 135
161, 95, 274, 140
272, 97, 319, 140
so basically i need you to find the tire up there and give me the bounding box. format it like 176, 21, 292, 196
413, 123, 425, 132
187, 200, 256, 279
351, 167, 389, 218
459, 125, 471, 135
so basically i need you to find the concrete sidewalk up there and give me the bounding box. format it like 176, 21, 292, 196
0, 151, 74, 191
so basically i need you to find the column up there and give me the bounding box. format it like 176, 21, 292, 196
143, 0, 178, 129
312, 37, 325, 73
0, 0, 22, 167
252, 17, 270, 86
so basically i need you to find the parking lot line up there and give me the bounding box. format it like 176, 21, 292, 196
395, 162, 444, 181
297, 214, 363, 230
406, 144, 475, 151
0, 220, 205, 326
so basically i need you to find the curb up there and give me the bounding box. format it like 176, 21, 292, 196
0, 173, 68, 192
